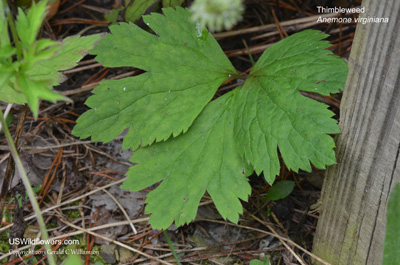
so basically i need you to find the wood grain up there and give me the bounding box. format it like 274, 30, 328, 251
312, 0, 400, 264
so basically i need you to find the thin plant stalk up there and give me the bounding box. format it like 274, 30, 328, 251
163, 230, 182, 265
0, 108, 56, 265
2, 0, 22, 60
0, 103, 12, 132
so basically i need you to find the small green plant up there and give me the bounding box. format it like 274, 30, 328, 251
263, 180, 295, 202
250, 257, 270, 265
0, 0, 101, 118
15, 182, 42, 207
73, 7, 348, 229
0, 1, 101, 264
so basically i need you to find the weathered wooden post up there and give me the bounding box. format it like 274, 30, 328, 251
312, 0, 400, 264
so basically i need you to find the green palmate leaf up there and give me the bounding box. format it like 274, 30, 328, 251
233, 30, 348, 183
73, 8, 347, 229
73, 7, 236, 150
122, 91, 252, 229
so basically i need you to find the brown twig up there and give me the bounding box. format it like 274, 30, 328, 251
213, 13, 343, 39
38, 147, 63, 204
50, 18, 109, 26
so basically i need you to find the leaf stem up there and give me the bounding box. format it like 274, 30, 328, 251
163, 230, 182, 265
0, 108, 56, 265
3, 0, 22, 60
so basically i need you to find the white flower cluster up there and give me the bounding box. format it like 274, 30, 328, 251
190, 0, 244, 32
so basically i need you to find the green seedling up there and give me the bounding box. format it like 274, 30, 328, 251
264, 181, 295, 202
0, 0, 102, 118
15, 182, 41, 208
250, 257, 270, 265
